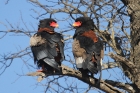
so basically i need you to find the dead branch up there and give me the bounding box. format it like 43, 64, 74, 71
109, 52, 140, 91
109, 53, 135, 69
102, 62, 119, 70
27, 65, 126, 93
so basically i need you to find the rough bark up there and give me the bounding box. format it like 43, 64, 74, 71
27, 65, 135, 93
120, 0, 140, 90
2, 0, 140, 92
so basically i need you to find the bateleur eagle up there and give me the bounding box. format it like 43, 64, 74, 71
30, 18, 64, 72
72, 17, 103, 80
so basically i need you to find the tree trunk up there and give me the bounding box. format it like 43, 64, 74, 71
121, 0, 140, 90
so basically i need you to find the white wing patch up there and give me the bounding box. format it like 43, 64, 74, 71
30, 34, 46, 46
75, 57, 85, 68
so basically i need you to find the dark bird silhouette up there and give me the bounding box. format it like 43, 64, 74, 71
30, 18, 64, 73
72, 17, 104, 82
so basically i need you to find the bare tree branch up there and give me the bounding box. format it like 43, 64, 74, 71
27, 65, 124, 93
102, 62, 118, 70
1, 0, 140, 92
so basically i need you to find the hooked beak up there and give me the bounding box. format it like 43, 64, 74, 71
73, 21, 82, 27
50, 22, 59, 28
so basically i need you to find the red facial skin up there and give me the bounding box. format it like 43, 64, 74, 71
50, 22, 59, 28
73, 21, 82, 27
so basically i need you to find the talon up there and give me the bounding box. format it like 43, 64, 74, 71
36, 69, 47, 72
37, 65, 47, 72
36, 69, 44, 72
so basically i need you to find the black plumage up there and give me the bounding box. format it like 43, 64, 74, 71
72, 17, 103, 80
30, 18, 64, 72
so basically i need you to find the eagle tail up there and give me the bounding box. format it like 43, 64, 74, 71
43, 58, 61, 71
87, 61, 98, 74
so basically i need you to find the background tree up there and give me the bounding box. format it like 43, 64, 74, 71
1, 0, 140, 92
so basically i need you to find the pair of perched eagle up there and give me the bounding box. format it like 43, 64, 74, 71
30, 17, 103, 78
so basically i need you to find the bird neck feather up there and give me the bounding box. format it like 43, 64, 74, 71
38, 28, 55, 34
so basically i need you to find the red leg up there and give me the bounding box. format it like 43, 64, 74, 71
37, 65, 46, 72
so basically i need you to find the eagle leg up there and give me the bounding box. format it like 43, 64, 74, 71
37, 65, 47, 72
